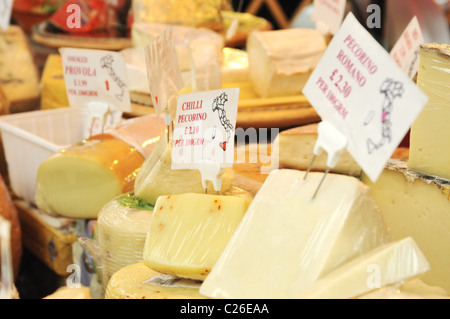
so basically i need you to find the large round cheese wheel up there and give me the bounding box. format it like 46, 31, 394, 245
105, 263, 207, 299
0, 174, 22, 279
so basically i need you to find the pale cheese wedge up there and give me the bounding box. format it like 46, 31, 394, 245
105, 262, 206, 299
143, 193, 249, 281
361, 159, 450, 293
409, 43, 450, 179
134, 133, 234, 205
297, 237, 430, 299
247, 28, 326, 98
275, 123, 361, 176
36, 137, 144, 219
200, 169, 390, 299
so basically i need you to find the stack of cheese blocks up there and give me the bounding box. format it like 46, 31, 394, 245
362, 43, 450, 294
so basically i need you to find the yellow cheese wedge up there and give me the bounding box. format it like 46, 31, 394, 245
297, 237, 430, 299
200, 169, 390, 299
36, 137, 144, 219
409, 43, 450, 179
105, 262, 207, 299
40, 54, 69, 110
143, 193, 249, 281
97, 193, 153, 288
247, 28, 326, 98
361, 159, 450, 293
134, 133, 234, 205
275, 123, 361, 176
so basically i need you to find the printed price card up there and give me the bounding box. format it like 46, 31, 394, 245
303, 13, 428, 182
60, 48, 131, 112
172, 88, 240, 170
0, 0, 13, 30
311, 0, 346, 35
390, 16, 424, 79
145, 27, 184, 119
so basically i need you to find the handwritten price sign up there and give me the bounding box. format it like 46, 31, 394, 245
60, 48, 131, 112
303, 13, 428, 182
172, 88, 240, 170
390, 16, 424, 79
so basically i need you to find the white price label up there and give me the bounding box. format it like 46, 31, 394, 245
311, 0, 346, 35
172, 88, 240, 170
390, 16, 424, 79
303, 13, 428, 182
0, 0, 13, 31
60, 48, 131, 112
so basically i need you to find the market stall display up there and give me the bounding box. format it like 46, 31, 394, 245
0, 0, 448, 302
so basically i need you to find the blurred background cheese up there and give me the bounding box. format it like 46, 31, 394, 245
143, 193, 249, 281
361, 159, 450, 293
297, 237, 430, 299
134, 133, 234, 205
105, 262, 207, 299
0, 26, 40, 113
35, 137, 144, 219
97, 193, 154, 289
409, 43, 450, 179
200, 169, 390, 299
275, 123, 361, 176
40, 54, 69, 110
246, 28, 326, 98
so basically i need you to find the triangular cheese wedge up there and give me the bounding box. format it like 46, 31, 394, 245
134, 133, 234, 204
298, 237, 430, 299
200, 169, 390, 299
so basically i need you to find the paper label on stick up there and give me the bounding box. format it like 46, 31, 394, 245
172, 88, 240, 170
390, 16, 424, 79
145, 27, 184, 118
0, 0, 13, 31
311, 0, 346, 35
60, 48, 131, 112
303, 13, 428, 182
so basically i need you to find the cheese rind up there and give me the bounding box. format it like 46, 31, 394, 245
105, 262, 207, 299
97, 195, 153, 288
297, 237, 430, 299
36, 138, 144, 219
409, 43, 450, 179
247, 29, 326, 98
134, 134, 234, 205
276, 123, 361, 176
143, 193, 249, 281
200, 169, 390, 299
361, 159, 450, 293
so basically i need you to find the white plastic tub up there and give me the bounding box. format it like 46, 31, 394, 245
0, 107, 91, 204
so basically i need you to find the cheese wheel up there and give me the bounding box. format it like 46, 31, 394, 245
105, 262, 207, 299
97, 194, 153, 288
36, 137, 144, 219
0, 174, 21, 279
